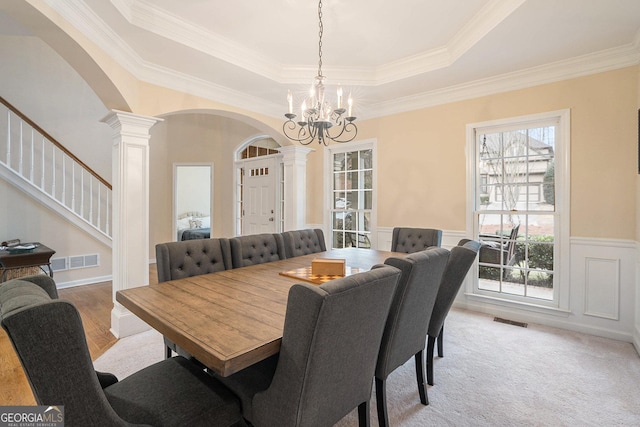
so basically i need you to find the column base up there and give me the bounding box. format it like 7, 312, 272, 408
110, 304, 150, 338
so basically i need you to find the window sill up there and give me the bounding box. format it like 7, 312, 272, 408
463, 292, 571, 317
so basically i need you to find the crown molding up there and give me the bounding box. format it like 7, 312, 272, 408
109, 0, 283, 81
40, 0, 640, 122
42, 0, 148, 79
368, 43, 640, 119
374, 0, 527, 84
98, 0, 525, 86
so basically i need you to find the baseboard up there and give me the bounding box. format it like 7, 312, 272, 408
455, 299, 634, 344
56, 275, 113, 289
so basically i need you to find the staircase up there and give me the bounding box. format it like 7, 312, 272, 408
0, 97, 112, 247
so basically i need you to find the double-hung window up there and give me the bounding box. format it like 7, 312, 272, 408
467, 110, 570, 309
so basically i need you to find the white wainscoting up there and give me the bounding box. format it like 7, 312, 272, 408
320, 225, 638, 347
460, 234, 637, 345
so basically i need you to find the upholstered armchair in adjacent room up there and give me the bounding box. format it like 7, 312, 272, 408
281, 229, 326, 258
478, 224, 520, 267
229, 233, 287, 268
155, 238, 233, 358
391, 227, 443, 253
0, 276, 244, 427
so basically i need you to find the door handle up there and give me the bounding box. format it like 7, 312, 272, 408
269, 217, 274, 222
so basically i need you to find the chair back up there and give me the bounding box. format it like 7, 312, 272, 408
0, 278, 128, 426
281, 229, 326, 258
155, 238, 232, 282
504, 224, 520, 264
391, 227, 442, 253
229, 233, 286, 268
252, 266, 401, 427
376, 247, 450, 379
428, 240, 481, 338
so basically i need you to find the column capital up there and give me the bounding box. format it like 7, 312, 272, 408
101, 110, 163, 142
278, 145, 314, 163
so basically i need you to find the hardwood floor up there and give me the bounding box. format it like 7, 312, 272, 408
0, 265, 158, 405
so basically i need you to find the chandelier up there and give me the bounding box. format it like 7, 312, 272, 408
283, 0, 357, 146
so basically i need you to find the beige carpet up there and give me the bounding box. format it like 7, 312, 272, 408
94, 308, 640, 426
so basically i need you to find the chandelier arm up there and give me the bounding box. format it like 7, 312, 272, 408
282, 118, 319, 145
325, 120, 358, 144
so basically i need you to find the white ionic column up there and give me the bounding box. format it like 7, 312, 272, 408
279, 145, 313, 231
102, 110, 163, 338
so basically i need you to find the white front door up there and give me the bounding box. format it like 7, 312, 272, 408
242, 157, 277, 234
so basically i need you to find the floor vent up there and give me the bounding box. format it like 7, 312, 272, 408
494, 317, 528, 328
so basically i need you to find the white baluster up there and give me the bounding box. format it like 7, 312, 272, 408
106, 189, 110, 236
62, 151, 66, 205
41, 137, 45, 190
18, 120, 23, 175
80, 167, 84, 219
5, 109, 9, 165
30, 128, 34, 182
97, 183, 101, 232
51, 145, 55, 199
89, 175, 93, 225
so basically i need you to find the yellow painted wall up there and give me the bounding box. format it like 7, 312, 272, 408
149, 113, 268, 254
307, 67, 638, 240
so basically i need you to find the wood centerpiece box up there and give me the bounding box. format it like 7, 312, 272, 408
311, 258, 346, 276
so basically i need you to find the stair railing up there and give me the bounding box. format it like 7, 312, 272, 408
0, 96, 112, 239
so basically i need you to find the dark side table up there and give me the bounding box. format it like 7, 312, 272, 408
0, 242, 56, 282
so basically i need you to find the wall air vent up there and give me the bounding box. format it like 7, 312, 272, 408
50, 257, 67, 272
68, 254, 100, 270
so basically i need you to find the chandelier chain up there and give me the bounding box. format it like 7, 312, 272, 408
318, 0, 323, 77
282, 0, 357, 145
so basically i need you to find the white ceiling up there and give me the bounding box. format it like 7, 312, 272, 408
26, 0, 640, 118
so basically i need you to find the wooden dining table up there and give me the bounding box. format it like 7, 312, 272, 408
116, 247, 402, 377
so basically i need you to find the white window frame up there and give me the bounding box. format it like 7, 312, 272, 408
465, 110, 571, 313
324, 138, 377, 249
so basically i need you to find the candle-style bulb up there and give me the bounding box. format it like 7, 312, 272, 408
348, 93, 353, 117
337, 85, 343, 109
287, 90, 293, 114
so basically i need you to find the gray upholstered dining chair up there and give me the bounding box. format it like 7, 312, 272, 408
0, 276, 244, 427
229, 233, 287, 268
374, 248, 450, 427
155, 238, 232, 358
281, 228, 326, 258
391, 227, 443, 253
214, 266, 402, 427
156, 238, 232, 282
426, 239, 480, 386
